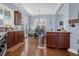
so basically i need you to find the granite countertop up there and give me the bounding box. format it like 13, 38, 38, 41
55, 31, 70, 33
47, 31, 70, 33
7, 30, 24, 32
0, 32, 7, 41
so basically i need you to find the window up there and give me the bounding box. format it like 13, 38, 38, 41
0, 7, 3, 25
0, 5, 12, 26
4, 9, 11, 25
35, 18, 47, 29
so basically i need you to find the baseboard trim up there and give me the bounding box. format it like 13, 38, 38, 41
68, 48, 78, 54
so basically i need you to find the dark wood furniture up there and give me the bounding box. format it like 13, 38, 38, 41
14, 31, 24, 44
46, 32, 70, 49
57, 32, 70, 49
46, 32, 57, 48
14, 31, 19, 45
7, 31, 24, 49
14, 11, 21, 25
18, 31, 24, 42
7, 32, 15, 49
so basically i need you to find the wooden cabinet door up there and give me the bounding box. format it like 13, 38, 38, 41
14, 11, 21, 25
18, 31, 24, 42
58, 33, 70, 49
14, 11, 18, 25
14, 31, 24, 44
7, 31, 24, 49
14, 31, 19, 44
46, 32, 57, 48
18, 13, 21, 25
7, 32, 15, 49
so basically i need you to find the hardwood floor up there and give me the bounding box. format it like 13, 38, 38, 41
7, 37, 79, 56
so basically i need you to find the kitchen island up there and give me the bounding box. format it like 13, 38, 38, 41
46, 32, 70, 49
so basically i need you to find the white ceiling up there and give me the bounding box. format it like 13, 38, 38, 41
21, 3, 62, 15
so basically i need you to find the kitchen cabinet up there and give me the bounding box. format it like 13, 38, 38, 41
7, 31, 24, 49
14, 31, 24, 44
46, 32, 70, 49
57, 32, 70, 49
46, 32, 57, 48
18, 31, 24, 42
14, 31, 19, 45
14, 11, 21, 25
7, 32, 14, 49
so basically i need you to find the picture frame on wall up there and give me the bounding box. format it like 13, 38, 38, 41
59, 21, 63, 26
